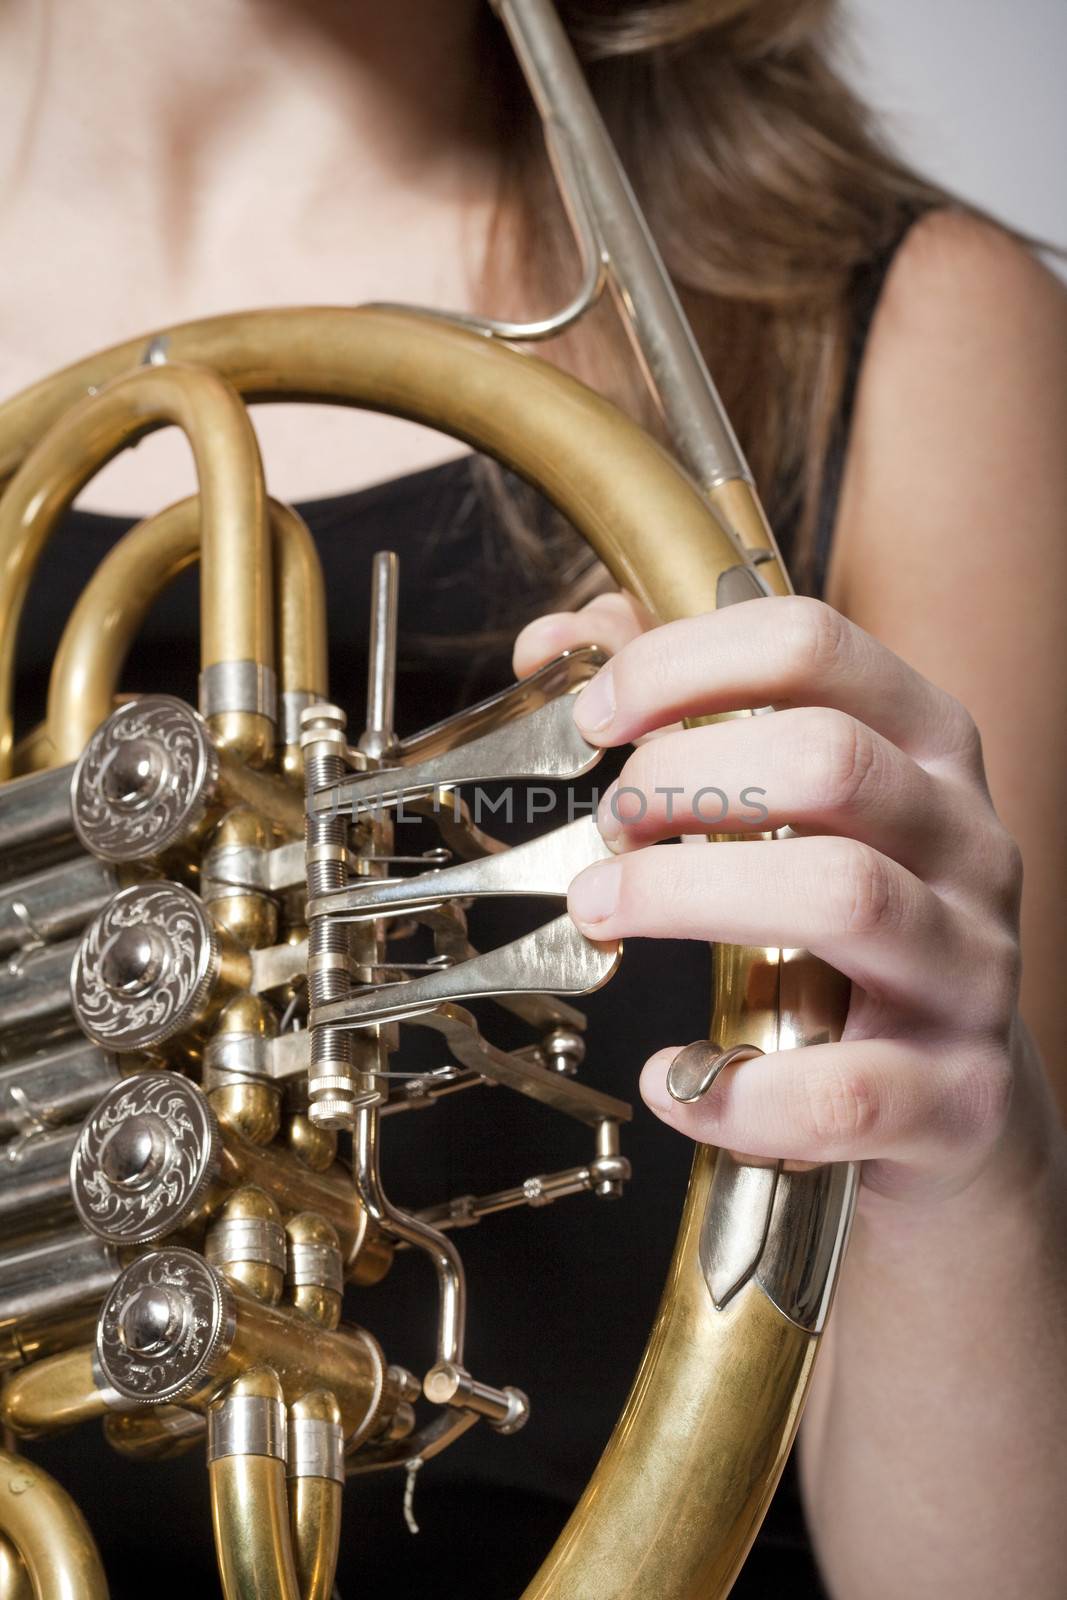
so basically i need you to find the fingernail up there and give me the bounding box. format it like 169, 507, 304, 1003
574, 664, 615, 736
638, 1052, 682, 1118
597, 779, 621, 843
639, 1072, 671, 1115
569, 859, 621, 925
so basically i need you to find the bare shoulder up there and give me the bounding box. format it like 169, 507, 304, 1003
828, 208, 1067, 1084
878, 206, 1066, 332
850, 209, 1067, 469
830, 206, 1067, 603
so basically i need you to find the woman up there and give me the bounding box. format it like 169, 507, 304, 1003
2, 2, 1065, 1597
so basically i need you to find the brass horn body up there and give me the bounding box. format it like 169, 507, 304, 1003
0, 3, 854, 1597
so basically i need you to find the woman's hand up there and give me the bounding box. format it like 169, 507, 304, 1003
515, 591, 1033, 1206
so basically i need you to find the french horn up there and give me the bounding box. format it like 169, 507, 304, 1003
0, 2, 856, 1596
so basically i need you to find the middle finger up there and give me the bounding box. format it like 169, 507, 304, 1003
596, 706, 979, 888
567, 836, 979, 1023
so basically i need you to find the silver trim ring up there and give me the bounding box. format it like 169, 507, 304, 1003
287, 1239, 344, 1296
198, 661, 278, 722
280, 690, 316, 748
205, 1216, 287, 1273
287, 1416, 345, 1482
208, 1393, 288, 1463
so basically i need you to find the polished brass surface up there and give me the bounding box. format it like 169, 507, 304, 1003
0, 1535, 31, 1600
0, 1346, 109, 1438
209, 995, 283, 1145
286, 1214, 343, 1330
222, 1295, 388, 1443
0, 362, 273, 775
44, 501, 197, 768
218, 1123, 394, 1285
44, 496, 326, 776
523, 1154, 817, 1599
288, 1392, 343, 1600
286, 1114, 337, 1175
0, 2, 856, 1593
205, 809, 280, 950
0, 1449, 108, 1600
704, 478, 787, 592
209, 1371, 301, 1600
103, 1406, 206, 1461
208, 1186, 286, 1305
0, 308, 742, 621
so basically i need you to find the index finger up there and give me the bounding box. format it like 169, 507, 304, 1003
571, 595, 981, 770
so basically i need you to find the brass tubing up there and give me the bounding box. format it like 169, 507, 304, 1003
288, 1392, 343, 1600
211, 1454, 300, 1600
223, 1296, 386, 1443
45, 496, 326, 770
288, 1477, 341, 1600
0, 1535, 31, 1600
0, 1346, 108, 1438
209, 1371, 300, 1600
0, 307, 744, 626
0, 306, 850, 1596
104, 1407, 206, 1462
0, 1451, 107, 1600
705, 477, 790, 597
0, 361, 272, 777
271, 500, 329, 781
45, 500, 199, 768
521, 1149, 816, 1600
218, 1127, 394, 1286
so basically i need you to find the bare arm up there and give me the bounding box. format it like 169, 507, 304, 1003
799, 212, 1067, 1599
514, 210, 1067, 1599
828, 210, 1067, 1089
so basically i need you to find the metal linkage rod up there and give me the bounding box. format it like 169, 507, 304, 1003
360, 550, 399, 763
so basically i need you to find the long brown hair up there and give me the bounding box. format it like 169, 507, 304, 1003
468, 0, 946, 612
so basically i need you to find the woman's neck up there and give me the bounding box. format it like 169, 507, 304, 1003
0, 0, 504, 507
2, 0, 497, 201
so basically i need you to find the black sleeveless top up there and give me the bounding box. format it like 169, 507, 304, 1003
18, 236, 908, 1600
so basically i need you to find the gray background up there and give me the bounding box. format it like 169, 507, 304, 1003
845, 0, 1066, 262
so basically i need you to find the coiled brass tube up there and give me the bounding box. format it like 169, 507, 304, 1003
45, 496, 326, 774
0, 361, 272, 776
0, 1450, 107, 1600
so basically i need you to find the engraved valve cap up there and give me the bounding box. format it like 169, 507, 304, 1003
71, 881, 220, 1050
119, 1285, 188, 1357
71, 1073, 220, 1245
97, 1247, 235, 1404
72, 696, 218, 861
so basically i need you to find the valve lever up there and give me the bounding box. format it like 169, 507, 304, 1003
309, 815, 612, 922
312, 693, 601, 817
310, 915, 619, 1030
